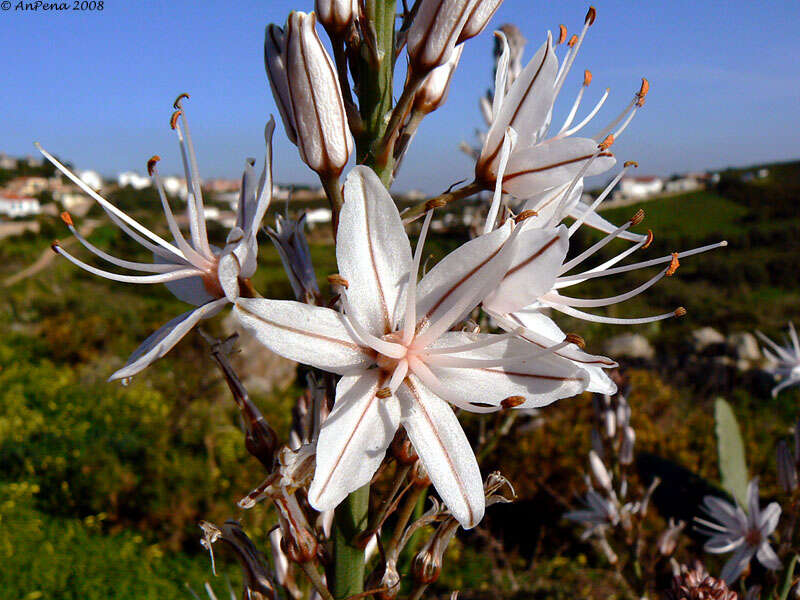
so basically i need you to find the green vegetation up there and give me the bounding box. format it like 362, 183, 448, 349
1, 161, 798, 598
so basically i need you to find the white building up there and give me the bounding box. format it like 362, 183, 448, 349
665, 176, 701, 194
0, 195, 41, 218
118, 171, 151, 190
79, 170, 103, 191
0, 153, 17, 170
618, 176, 663, 199
305, 207, 332, 227
162, 176, 188, 199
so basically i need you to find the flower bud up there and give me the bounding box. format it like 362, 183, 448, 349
620, 425, 635, 465
777, 440, 798, 493
456, 0, 503, 45
267, 213, 320, 304
657, 518, 685, 556
413, 44, 463, 114
412, 518, 460, 584
407, 0, 477, 74
264, 24, 298, 145
275, 491, 318, 563
282, 12, 354, 177
589, 450, 612, 491
315, 0, 358, 35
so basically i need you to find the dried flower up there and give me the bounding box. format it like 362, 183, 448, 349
267, 212, 320, 303
42, 106, 275, 382
667, 561, 738, 600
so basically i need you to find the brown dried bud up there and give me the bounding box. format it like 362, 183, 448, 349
666, 561, 737, 600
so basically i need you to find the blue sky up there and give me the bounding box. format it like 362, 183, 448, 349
1, 0, 798, 193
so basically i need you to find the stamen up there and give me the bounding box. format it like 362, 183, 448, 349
636, 78, 649, 107
558, 88, 609, 138
52, 243, 203, 284
35, 143, 186, 260
584, 70, 592, 86
598, 134, 615, 150
544, 301, 686, 325
666, 253, 680, 276
557, 25, 567, 45
387, 359, 409, 393
555, 241, 728, 286
546, 265, 674, 307
501, 396, 525, 409
150, 160, 212, 269
565, 333, 586, 349
376, 387, 393, 399
568, 34, 578, 47
557, 82, 587, 135
327, 274, 350, 288
561, 217, 637, 273
585, 6, 597, 26
422, 332, 515, 355
484, 128, 516, 235
60, 211, 181, 273
173, 92, 190, 109
423, 339, 574, 367
756, 331, 796, 363
339, 293, 407, 359
514, 209, 538, 223
553, 10, 593, 100
566, 163, 632, 237
630, 209, 645, 226
403, 209, 434, 344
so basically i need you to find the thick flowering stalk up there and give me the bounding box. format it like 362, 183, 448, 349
696, 479, 782, 583
756, 323, 800, 397
40, 101, 275, 382
234, 166, 589, 528
265, 12, 354, 181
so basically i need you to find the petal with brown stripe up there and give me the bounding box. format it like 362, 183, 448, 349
337, 166, 413, 336
308, 370, 401, 512
397, 374, 485, 529
234, 298, 375, 375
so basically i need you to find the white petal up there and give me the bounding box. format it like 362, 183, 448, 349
155, 252, 216, 306
397, 374, 484, 529
308, 371, 401, 511
502, 138, 616, 199
758, 502, 781, 535
483, 225, 568, 315
703, 495, 746, 534
109, 298, 228, 381
494, 310, 618, 373
483, 36, 558, 162
521, 180, 583, 228
338, 166, 413, 335
756, 541, 782, 570
234, 298, 375, 375
415, 220, 513, 344
422, 332, 589, 411
218, 244, 242, 303
703, 534, 744, 554
720, 544, 756, 583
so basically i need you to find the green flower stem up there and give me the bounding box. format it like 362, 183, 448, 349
333, 483, 370, 599
355, 0, 397, 184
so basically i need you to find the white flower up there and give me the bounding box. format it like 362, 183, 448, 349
40, 101, 275, 382
564, 488, 620, 539
697, 479, 782, 583
234, 165, 590, 528
757, 323, 800, 398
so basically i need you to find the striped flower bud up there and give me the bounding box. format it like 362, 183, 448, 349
264, 24, 297, 144
407, 0, 478, 74
269, 12, 354, 178
413, 44, 463, 114
315, 0, 358, 35
456, 0, 503, 44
